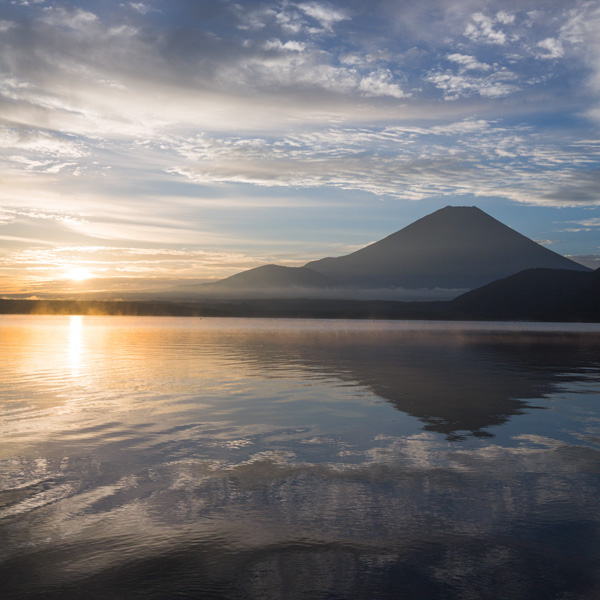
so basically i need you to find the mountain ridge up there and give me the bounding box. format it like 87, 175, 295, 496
204, 264, 330, 290
450, 268, 595, 320
204, 206, 589, 296
304, 206, 588, 290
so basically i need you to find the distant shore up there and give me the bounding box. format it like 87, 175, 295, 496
0, 298, 449, 320
1, 297, 598, 323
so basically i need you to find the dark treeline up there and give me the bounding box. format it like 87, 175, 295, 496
0, 299, 208, 317
1, 273, 599, 322
0, 298, 452, 320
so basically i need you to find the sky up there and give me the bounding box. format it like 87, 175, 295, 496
1, 0, 600, 297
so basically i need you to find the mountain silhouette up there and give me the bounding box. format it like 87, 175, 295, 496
560, 267, 600, 321
187, 206, 590, 298
205, 264, 331, 290
451, 268, 595, 321
305, 206, 588, 290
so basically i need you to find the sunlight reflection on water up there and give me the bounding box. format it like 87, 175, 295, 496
68, 315, 83, 376
1, 316, 600, 599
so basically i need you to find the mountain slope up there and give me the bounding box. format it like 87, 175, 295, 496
564, 267, 600, 321
450, 268, 594, 320
305, 206, 589, 290
205, 264, 331, 289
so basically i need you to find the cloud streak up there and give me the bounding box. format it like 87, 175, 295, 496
165, 121, 600, 205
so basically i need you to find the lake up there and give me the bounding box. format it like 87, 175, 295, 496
1, 316, 600, 599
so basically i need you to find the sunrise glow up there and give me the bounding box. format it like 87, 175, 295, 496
65, 267, 92, 282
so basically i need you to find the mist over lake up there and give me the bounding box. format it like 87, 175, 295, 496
2, 316, 600, 599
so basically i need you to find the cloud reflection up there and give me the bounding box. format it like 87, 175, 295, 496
3, 431, 600, 599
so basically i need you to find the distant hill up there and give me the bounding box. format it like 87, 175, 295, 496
450, 268, 595, 321
204, 264, 331, 290
305, 206, 589, 290
565, 268, 600, 321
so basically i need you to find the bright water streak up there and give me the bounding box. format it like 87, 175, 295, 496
1, 316, 600, 599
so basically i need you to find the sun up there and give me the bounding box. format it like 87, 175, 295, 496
65, 267, 93, 281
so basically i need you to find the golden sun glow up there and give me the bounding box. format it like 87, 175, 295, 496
68, 315, 83, 375
65, 267, 93, 281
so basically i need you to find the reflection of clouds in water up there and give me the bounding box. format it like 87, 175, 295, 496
2, 431, 600, 598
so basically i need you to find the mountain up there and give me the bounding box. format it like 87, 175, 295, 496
204, 264, 331, 290
450, 268, 595, 321
305, 206, 589, 290
565, 267, 600, 321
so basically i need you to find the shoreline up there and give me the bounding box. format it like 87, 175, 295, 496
1, 297, 598, 323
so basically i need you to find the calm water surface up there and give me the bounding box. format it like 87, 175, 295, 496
1, 316, 600, 599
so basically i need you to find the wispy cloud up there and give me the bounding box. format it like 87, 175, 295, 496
464, 12, 508, 45
427, 68, 520, 100
536, 37, 565, 59
446, 53, 492, 72
297, 2, 350, 31
570, 217, 600, 228
165, 121, 600, 206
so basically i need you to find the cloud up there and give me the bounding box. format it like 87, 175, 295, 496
429, 120, 491, 135
165, 120, 600, 206
0, 126, 87, 157
464, 12, 508, 45
537, 37, 564, 59
570, 217, 600, 228
297, 2, 351, 31
262, 39, 306, 52
220, 48, 408, 100
358, 69, 408, 99
495, 11, 515, 25
549, 3, 600, 120
128, 2, 160, 15
446, 53, 491, 72
41, 6, 98, 30
536, 169, 600, 204
0, 0, 590, 140
237, 1, 349, 36
427, 68, 520, 100
0, 208, 85, 226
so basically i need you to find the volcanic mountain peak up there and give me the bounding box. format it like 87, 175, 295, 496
199, 206, 590, 297
305, 205, 588, 290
